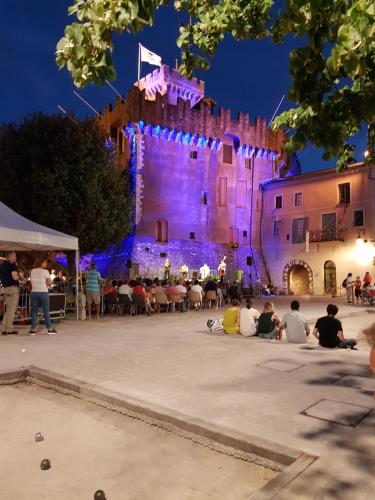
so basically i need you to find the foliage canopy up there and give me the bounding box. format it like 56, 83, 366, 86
0, 113, 133, 255
56, 0, 375, 169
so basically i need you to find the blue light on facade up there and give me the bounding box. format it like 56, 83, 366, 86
122, 121, 279, 159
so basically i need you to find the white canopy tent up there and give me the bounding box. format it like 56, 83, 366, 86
0, 202, 80, 318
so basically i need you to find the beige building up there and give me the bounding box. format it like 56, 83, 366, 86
260, 163, 375, 296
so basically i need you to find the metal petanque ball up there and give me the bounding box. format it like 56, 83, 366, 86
35, 432, 44, 442
40, 459, 51, 471
94, 490, 107, 500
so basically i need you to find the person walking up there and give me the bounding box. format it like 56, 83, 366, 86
312, 304, 357, 349
86, 263, 102, 319
239, 299, 260, 337
0, 251, 20, 335
29, 257, 57, 335
280, 300, 310, 343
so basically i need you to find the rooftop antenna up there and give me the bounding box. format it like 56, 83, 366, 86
105, 79, 125, 100
267, 94, 285, 128
57, 105, 78, 124
73, 91, 102, 117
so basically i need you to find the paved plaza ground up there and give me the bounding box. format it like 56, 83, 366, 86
1, 296, 374, 499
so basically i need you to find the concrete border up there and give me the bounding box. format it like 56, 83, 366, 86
0, 366, 318, 499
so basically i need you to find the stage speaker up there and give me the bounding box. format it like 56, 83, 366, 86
247, 256, 253, 266
160, 252, 167, 258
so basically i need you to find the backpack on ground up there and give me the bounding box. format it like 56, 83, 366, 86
342, 278, 347, 288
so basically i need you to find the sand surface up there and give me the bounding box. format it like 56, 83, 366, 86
0, 384, 277, 500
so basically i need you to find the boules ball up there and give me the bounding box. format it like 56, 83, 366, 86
40, 459, 51, 470
35, 432, 44, 442
94, 490, 106, 500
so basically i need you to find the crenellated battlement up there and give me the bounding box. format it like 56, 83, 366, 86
102, 85, 284, 154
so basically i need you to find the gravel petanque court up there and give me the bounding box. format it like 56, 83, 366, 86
0, 383, 278, 500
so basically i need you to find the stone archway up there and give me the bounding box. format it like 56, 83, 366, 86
282, 259, 313, 295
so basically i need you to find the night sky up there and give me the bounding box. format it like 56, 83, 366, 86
1, 0, 368, 172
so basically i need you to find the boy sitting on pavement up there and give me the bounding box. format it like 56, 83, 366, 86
313, 304, 357, 349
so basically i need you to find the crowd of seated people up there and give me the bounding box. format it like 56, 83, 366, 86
86, 272, 236, 318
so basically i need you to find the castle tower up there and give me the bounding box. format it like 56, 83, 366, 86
135, 64, 204, 107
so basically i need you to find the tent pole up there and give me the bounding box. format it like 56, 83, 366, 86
75, 248, 80, 320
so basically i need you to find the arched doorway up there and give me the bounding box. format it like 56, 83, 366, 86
282, 260, 313, 295
324, 261, 337, 296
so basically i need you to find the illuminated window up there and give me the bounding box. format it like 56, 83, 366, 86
273, 221, 281, 236
275, 195, 283, 209
190, 150, 198, 159
236, 180, 247, 208
338, 183, 350, 204
156, 219, 168, 242
295, 192, 303, 206
223, 145, 233, 164
218, 177, 228, 207
353, 209, 364, 227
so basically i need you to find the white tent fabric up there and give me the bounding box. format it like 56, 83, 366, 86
0, 202, 78, 251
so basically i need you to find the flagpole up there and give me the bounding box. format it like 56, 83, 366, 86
138, 43, 141, 82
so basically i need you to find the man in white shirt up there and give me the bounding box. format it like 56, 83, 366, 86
239, 299, 260, 336
280, 300, 310, 343
344, 272, 354, 304
118, 280, 133, 297
176, 280, 188, 297
191, 279, 204, 301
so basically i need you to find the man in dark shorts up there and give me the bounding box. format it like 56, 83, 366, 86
313, 304, 357, 349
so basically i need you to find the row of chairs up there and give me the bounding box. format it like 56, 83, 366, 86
113, 290, 222, 316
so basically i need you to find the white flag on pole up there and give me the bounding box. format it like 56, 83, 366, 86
140, 44, 162, 66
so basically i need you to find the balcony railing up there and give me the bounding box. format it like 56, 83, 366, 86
309, 229, 344, 242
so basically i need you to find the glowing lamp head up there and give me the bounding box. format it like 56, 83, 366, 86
364, 150, 370, 158
356, 236, 364, 246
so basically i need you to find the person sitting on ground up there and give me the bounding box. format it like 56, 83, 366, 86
256, 302, 281, 340
239, 299, 260, 337
313, 304, 357, 349
223, 299, 240, 335
191, 279, 204, 301
354, 276, 362, 303
280, 300, 310, 343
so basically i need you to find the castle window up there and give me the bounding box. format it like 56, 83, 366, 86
189, 232, 195, 240
292, 217, 308, 244
243, 230, 248, 237
223, 145, 233, 164
245, 158, 251, 170
295, 192, 303, 207
338, 182, 350, 204
236, 180, 247, 208
273, 221, 281, 236
353, 209, 364, 227
275, 195, 283, 209
218, 177, 228, 207
156, 219, 168, 242
201, 190, 208, 205
229, 227, 239, 245
190, 150, 198, 159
